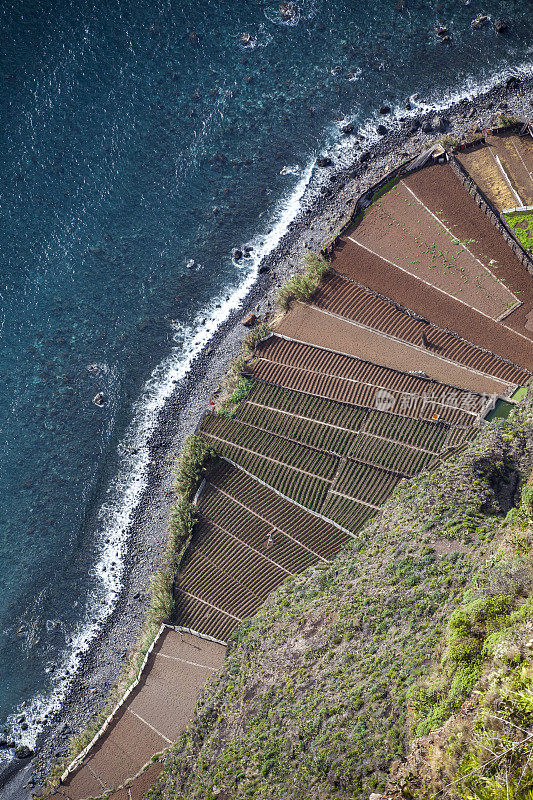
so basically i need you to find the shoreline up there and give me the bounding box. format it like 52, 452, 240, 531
3, 69, 533, 800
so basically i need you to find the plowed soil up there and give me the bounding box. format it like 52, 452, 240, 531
402, 163, 533, 335
56, 629, 225, 800
349, 179, 519, 320
330, 239, 533, 369
276, 302, 508, 395
312, 273, 530, 384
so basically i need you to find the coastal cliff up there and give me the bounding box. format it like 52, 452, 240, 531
146, 397, 533, 800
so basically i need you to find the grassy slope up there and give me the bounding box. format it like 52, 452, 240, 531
148, 399, 533, 800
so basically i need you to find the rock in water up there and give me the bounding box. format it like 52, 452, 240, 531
15, 745, 33, 759
494, 18, 508, 33
316, 157, 332, 167
376, 124, 388, 136
92, 392, 105, 407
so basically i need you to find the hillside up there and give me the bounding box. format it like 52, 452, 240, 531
148, 397, 533, 800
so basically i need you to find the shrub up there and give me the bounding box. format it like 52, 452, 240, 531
243, 322, 271, 355
173, 435, 215, 499
147, 499, 196, 625
276, 252, 330, 311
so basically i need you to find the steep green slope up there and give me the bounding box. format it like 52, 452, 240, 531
149, 399, 533, 800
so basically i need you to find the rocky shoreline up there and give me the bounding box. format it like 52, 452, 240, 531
2, 69, 532, 800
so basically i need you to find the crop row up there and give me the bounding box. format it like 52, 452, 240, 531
248, 381, 454, 451
173, 590, 239, 642
235, 402, 359, 458
361, 408, 449, 451
208, 460, 352, 557
255, 335, 481, 409
314, 272, 530, 385
320, 494, 376, 533
200, 421, 331, 513
199, 482, 339, 566
351, 433, 437, 475
332, 460, 402, 506
245, 381, 369, 431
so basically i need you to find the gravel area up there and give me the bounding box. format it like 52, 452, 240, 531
2, 71, 532, 800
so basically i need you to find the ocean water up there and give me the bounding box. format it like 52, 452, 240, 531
0, 0, 532, 755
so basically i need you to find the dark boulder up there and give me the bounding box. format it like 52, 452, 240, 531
232, 249, 243, 260
376, 124, 388, 136
432, 114, 448, 132
421, 120, 433, 133
494, 18, 508, 33
409, 118, 420, 133
341, 123, 354, 135
15, 745, 34, 759
359, 151, 371, 163
506, 76, 519, 92
316, 157, 332, 167
379, 105, 391, 115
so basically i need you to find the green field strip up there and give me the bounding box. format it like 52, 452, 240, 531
360, 408, 449, 451
245, 381, 369, 430
348, 434, 435, 475
320, 494, 377, 533
200, 413, 338, 480
332, 460, 403, 507
207, 460, 353, 555
235, 401, 357, 457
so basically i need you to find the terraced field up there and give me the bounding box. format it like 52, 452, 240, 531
457, 133, 533, 210
313, 272, 531, 386
249, 335, 489, 424
57, 149, 533, 800
174, 460, 352, 640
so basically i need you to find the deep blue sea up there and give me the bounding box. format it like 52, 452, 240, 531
0, 0, 532, 754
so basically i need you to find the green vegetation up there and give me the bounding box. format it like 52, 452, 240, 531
147, 398, 533, 800
276, 251, 330, 311
173, 434, 216, 499
147, 499, 196, 624
504, 209, 533, 250
219, 377, 255, 417
495, 114, 522, 127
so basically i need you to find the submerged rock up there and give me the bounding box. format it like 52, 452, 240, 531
92, 392, 105, 407
494, 18, 508, 33
341, 123, 354, 135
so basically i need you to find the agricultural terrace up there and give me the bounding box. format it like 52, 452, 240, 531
457, 131, 533, 211
334, 162, 533, 342
52, 629, 225, 800
55, 147, 533, 800
312, 272, 531, 384
174, 460, 352, 640
276, 303, 510, 395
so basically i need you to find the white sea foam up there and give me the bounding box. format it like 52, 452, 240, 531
2, 158, 315, 758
